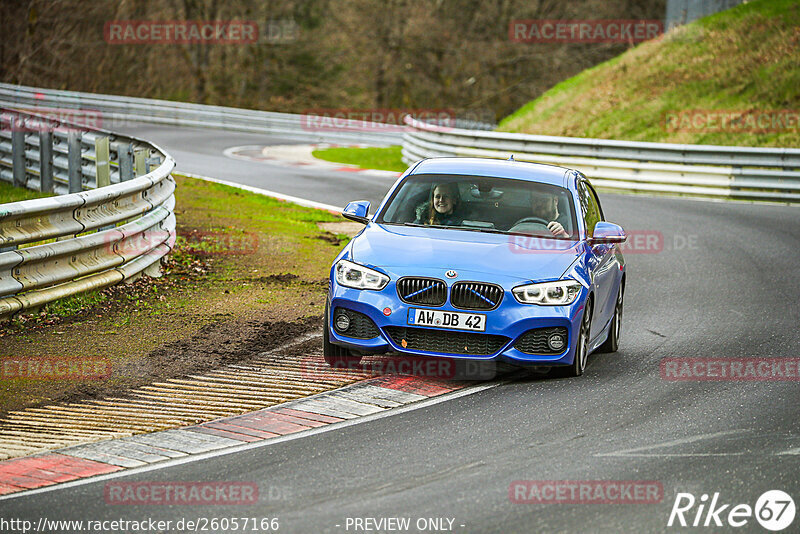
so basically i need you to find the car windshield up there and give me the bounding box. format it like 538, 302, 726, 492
377, 173, 578, 238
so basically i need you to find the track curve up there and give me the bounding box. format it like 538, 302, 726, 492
4, 123, 799, 533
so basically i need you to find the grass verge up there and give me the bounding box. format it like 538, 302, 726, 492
0, 182, 53, 203
498, 0, 800, 148
0, 173, 351, 415
312, 146, 407, 172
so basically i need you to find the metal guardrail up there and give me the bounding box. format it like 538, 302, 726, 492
0, 107, 176, 320
401, 116, 800, 203
5, 84, 797, 203
1, 110, 163, 195
0, 83, 404, 147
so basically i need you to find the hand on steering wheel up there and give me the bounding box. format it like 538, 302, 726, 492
512, 216, 550, 226
511, 217, 568, 237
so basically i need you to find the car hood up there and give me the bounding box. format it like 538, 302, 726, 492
350, 224, 583, 283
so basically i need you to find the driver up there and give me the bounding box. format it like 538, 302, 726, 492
530, 192, 570, 237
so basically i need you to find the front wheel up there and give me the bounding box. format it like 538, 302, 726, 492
597, 285, 623, 353
323, 302, 362, 369
553, 301, 592, 378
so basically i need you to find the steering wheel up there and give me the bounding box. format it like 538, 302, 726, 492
511, 216, 550, 227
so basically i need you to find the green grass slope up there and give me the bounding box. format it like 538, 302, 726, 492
498, 0, 800, 148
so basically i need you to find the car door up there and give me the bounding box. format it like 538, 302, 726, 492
579, 180, 617, 340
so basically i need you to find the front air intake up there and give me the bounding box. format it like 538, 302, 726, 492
450, 282, 503, 310
396, 277, 447, 306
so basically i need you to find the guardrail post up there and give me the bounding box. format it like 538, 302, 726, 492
11, 129, 26, 187
119, 142, 133, 181
39, 130, 54, 193
134, 148, 147, 177
146, 156, 161, 173
143, 261, 163, 278
95, 136, 110, 188
0, 103, 178, 320
68, 130, 82, 193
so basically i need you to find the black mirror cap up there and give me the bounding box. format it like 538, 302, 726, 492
342, 212, 369, 224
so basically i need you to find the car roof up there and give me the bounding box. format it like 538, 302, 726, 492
409, 157, 574, 188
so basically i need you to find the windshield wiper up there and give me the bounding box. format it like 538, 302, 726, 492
505, 232, 577, 241
397, 222, 575, 240
399, 222, 459, 229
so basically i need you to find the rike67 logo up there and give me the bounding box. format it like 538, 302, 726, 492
668, 490, 795, 531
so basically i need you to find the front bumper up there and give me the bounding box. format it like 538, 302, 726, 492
328, 277, 586, 366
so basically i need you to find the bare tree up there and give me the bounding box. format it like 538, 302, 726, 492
0, 0, 667, 119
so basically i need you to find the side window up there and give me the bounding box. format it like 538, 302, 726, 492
579, 181, 602, 236
586, 182, 605, 222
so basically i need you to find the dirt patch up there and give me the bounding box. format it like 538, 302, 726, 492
315, 233, 346, 246
257, 272, 301, 284
0, 175, 346, 416
24, 315, 323, 417
144, 315, 320, 373
318, 221, 364, 237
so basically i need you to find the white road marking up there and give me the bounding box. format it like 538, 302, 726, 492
596, 429, 752, 458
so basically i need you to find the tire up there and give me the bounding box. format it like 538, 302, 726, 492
552, 299, 592, 378
597, 285, 623, 354
323, 301, 363, 369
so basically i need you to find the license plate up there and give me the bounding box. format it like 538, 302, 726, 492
407, 308, 486, 332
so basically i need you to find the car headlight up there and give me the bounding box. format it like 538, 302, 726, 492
512, 279, 582, 305
335, 259, 389, 290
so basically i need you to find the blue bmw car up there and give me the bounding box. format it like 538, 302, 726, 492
325, 157, 626, 377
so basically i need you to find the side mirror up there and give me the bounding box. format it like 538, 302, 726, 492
590, 221, 626, 244
342, 200, 371, 224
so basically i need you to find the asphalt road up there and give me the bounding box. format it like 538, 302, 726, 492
4, 124, 799, 533
115, 122, 397, 208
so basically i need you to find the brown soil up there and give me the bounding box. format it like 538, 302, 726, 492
0, 175, 347, 416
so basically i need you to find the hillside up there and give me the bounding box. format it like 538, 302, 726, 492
498, 0, 800, 148
0, 0, 662, 121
